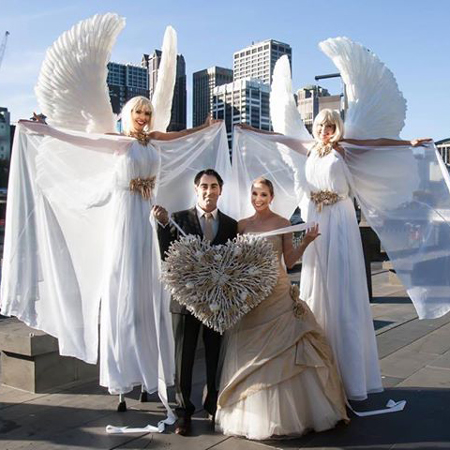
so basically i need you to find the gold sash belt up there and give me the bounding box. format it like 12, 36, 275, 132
310, 190, 343, 212
129, 176, 156, 200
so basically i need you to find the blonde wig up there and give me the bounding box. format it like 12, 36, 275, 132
121, 96, 154, 135
312, 109, 344, 143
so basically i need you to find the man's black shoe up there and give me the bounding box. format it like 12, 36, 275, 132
175, 417, 191, 436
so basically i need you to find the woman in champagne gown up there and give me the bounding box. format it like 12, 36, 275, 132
216, 178, 348, 440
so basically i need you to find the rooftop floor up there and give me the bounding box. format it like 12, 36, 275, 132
1, 266, 450, 449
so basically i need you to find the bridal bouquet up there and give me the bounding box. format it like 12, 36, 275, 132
161, 234, 279, 333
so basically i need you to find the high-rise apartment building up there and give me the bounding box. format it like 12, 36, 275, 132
142, 51, 187, 131
0, 107, 11, 160
212, 79, 270, 148
107, 62, 149, 114
193, 67, 233, 127
233, 39, 292, 84
436, 138, 450, 166
296, 85, 342, 132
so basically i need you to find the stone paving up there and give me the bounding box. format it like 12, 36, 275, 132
1, 267, 450, 449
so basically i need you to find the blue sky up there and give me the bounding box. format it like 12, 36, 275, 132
0, 0, 449, 139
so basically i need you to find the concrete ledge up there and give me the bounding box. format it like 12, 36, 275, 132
0, 319, 98, 393
0, 319, 59, 356
382, 261, 402, 285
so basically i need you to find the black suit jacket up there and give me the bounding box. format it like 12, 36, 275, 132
157, 206, 238, 314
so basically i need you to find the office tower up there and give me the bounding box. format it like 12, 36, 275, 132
212, 79, 270, 148
0, 107, 11, 160
142, 51, 187, 131
107, 62, 149, 114
296, 85, 342, 132
233, 39, 292, 84
193, 67, 233, 127
436, 138, 450, 166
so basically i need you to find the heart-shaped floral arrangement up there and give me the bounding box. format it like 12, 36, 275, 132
161, 234, 279, 333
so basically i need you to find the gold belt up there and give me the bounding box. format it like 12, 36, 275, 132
129, 176, 156, 200
310, 190, 343, 212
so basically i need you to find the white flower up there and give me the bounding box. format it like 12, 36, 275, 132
247, 266, 258, 275
185, 282, 194, 289
195, 251, 204, 258
240, 291, 248, 301
233, 247, 242, 256
214, 254, 223, 261
209, 302, 220, 312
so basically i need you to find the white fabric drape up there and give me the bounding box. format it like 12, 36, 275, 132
0, 122, 232, 393
231, 129, 450, 321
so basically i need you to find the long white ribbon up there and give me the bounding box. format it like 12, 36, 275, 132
255, 222, 315, 237
105, 382, 177, 434
347, 399, 406, 417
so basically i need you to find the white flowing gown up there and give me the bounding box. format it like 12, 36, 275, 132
300, 146, 383, 400
99, 140, 171, 394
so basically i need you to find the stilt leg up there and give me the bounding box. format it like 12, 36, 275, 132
117, 393, 127, 412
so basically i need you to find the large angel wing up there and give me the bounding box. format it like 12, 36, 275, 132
319, 37, 407, 139
35, 13, 124, 133
270, 55, 311, 140
150, 26, 177, 132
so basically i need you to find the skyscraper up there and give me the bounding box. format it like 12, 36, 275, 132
212, 79, 270, 148
0, 107, 11, 160
233, 39, 292, 84
142, 51, 187, 131
106, 62, 149, 114
296, 85, 342, 132
193, 67, 233, 127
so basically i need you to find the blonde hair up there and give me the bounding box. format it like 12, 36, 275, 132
121, 96, 154, 135
312, 109, 344, 143
251, 177, 274, 197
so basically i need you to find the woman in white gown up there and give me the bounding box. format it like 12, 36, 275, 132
1, 16, 232, 427
97, 96, 222, 398
300, 109, 430, 400
5, 97, 224, 409
216, 178, 348, 440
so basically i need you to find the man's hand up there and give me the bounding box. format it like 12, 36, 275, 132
152, 205, 169, 226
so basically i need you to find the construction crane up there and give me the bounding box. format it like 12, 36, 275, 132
0, 31, 10, 72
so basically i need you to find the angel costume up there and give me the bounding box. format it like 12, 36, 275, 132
0, 14, 232, 409
217, 235, 348, 440
232, 37, 450, 401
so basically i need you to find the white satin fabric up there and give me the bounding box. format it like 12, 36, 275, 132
1, 121, 232, 397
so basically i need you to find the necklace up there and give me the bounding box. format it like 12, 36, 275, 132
128, 131, 151, 146
315, 142, 334, 158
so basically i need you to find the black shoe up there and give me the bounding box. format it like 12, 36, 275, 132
175, 417, 191, 436
117, 400, 127, 412
207, 413, 215, 426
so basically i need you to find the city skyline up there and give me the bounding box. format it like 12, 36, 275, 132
0, 0, 449, 140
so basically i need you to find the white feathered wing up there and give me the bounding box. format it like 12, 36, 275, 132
151, 26, 177, 132
319, 36, 407, 139
270, 55, 311, 140
35, 13, 124, 133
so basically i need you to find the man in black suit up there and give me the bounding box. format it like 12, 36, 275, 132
153, 169, 237, 436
